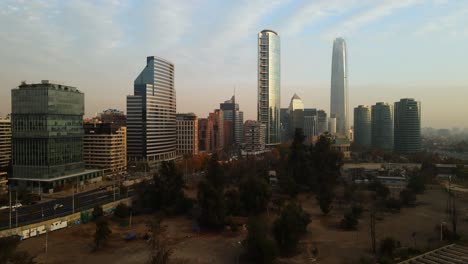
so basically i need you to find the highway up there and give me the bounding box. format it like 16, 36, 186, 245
0, 187, 134, 230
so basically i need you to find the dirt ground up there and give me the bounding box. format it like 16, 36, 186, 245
17, 186, 468, 264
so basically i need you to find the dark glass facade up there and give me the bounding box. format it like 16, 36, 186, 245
394, 99, 421, 154
354, 105, 372, 147
11, 81, 86, 180
371, 102, 393, 151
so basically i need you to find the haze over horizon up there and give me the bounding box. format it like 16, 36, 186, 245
0, 0, 467, 129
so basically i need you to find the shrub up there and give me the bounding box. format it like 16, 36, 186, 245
92, 205, 104, 220
114, 203, 130, 218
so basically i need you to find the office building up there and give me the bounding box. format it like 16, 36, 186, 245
127, 56, 177, 168
288, 94, 304, 136
220, 96, 244, 146
330, 37, 349, 136
176, 113, 198, 156
10, 80, 102, 192
394, 98, 421, 154
354, 105, 372, 147
371, 102, 393, 151
198, 118, 212, 152
258, 29, 280, 146
280, 108, 290, 143
304, 108, 318, 143
99, 109, 126, 126
317, 110, 328, 135
83, 123, 127, 176
328, 117, 337, 134
209, 110, 224, 152
243, 120, 266, 155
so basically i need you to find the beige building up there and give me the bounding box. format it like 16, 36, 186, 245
176, 113, 198, 156
0, 119, 11, 193
243, 120, 266, 155
83, 123, 127, 176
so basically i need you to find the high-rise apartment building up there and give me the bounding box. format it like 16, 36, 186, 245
394, 98, 421, 154
99, 109, 126, 126
371, 102, 393, 151
220, 96, 244, 146
354, 105, 372, 147
176, 113, 198, 156
83, 123, 127, 176
10, 81, 102, 191
0, 119, 11, 193
243, 120, 266, 155
0, 119, 11, 170
209, 110, 224, 152
330, 37, 349, 136
198, 118, 212, 153
127, 56, 177, 168
258, 29, 280, 146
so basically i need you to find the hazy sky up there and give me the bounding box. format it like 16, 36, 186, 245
0, 0, 467, 128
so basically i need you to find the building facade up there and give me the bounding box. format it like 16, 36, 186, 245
328, 117, 337, 134
303, 108, 318, 143
176, 113, 198, 156
288, 94, 304, 137
220, 96, 244, 146
394, 98, 421, 154
127, 56, 177, 168
317, 110, 328, 135
330, 37, 349, 136
0, 119, 11, 193
258, 29, 280, 146
99, 109, 126, 126
83, 123, 127, 176
354, 105, 372, 147
11, 81, 102, 191
243, 120, 266, 155
371, 102, 394, 151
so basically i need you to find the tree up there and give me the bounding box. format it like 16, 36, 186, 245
224, 189, 241, 216
197, 181, 225, 229
368, 181, 390, 200
92, 205, 104, 220
0, 236, 20, 264
309, 133, 343, 190
379, 237, 397, 257
244, 217, 278, 264
407, 174, 425, 194
316, 187, 334, 215
152, 161, 188, 214
148, 215, 172, 264
272, 203, 311, 254
239, 176, 271, 215
340, 212, 358, 230
400, 188, 416, 207
206, 153, 225, 189
94, 217, 112, 249
287, 128, 311, 187
114, 203, 130, 218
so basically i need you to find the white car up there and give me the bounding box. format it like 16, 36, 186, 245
12, 203, 22, 209
0, 205, 9, 210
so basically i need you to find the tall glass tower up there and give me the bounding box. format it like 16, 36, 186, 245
330, 37, 349, 136
127, 56, 177, 168
354, 105, 372, 147
371, 102, 393, 151
258, 29, 280, 146
394, 98, 421, 154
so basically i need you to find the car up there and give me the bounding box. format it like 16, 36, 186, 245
0, 205, 9, 210
54, 204, 64, 210
12, 203, 22, 209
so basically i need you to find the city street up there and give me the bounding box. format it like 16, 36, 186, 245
0, 186, 134, 230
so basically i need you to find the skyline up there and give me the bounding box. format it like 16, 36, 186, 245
1, 0, 468, 128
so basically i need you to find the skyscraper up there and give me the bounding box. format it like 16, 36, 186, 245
371, 102, 393, 151
11, 81, 102, 192
354, 105, 372, 147
288, 94, 304, 136
330, 37, 349, 136
176, 113, 199, 156
127, 56, 177, 168
394, 98, 421, 154
220, 96, 244, 146
258, 29, 280, 146
243, 120, 266, 155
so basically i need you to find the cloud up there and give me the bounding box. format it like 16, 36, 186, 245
415, 6, 468, 37
320, 0, 421, 40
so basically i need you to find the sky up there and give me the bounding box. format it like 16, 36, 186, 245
0, 0, 467, 129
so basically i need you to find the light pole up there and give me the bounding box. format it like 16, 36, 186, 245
8, 184, 11, 229
15, 190, 18, 227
